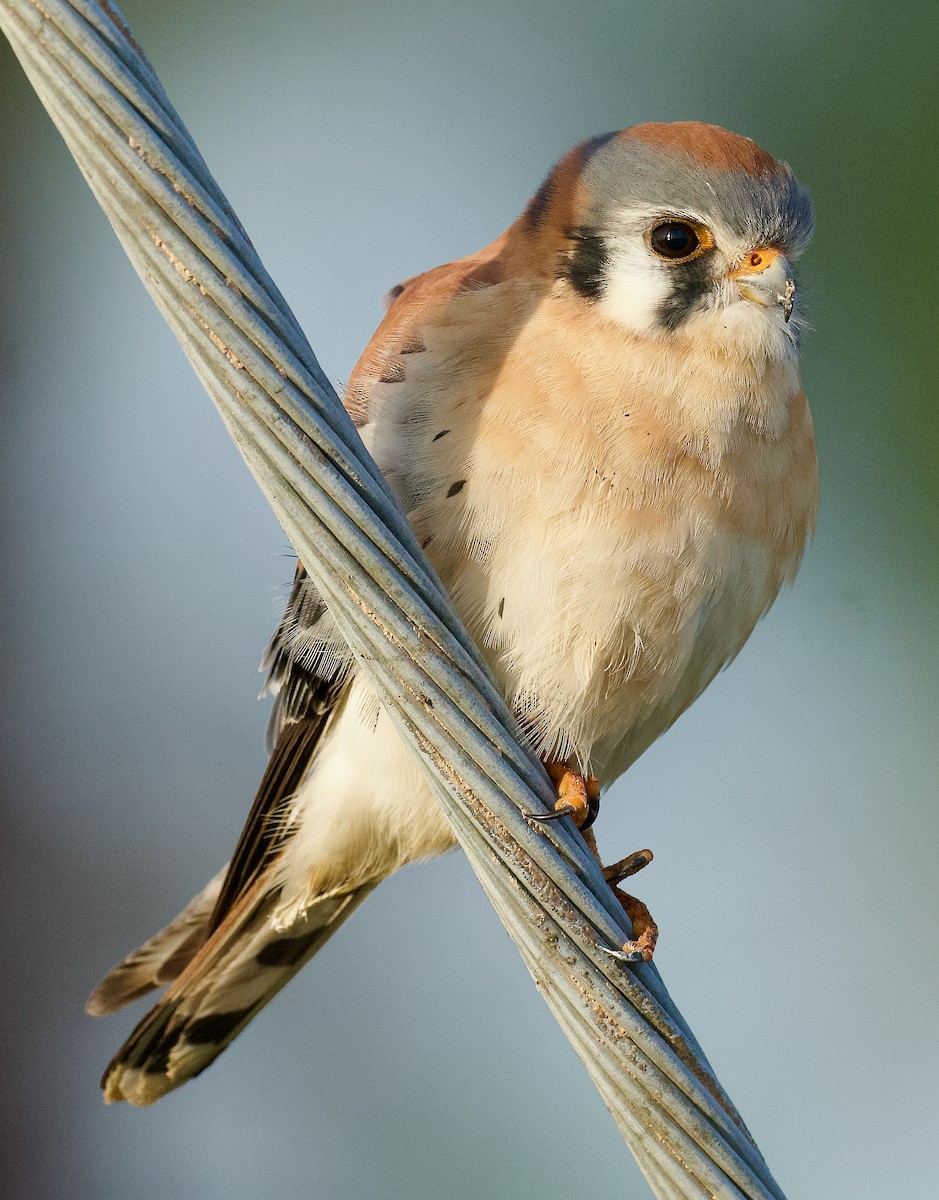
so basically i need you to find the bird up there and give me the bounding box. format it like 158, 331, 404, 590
88, 121, 818, 1106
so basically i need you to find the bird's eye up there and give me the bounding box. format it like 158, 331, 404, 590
648, 221, 702, 261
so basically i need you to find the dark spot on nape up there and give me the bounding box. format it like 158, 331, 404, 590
656, 249, 717, 331
564, 228, 608, 300
421, 534, 434, 549
498, 598, 505, 618
525, 174, 555, 230
385, 282, 405, 304
581, 130, 619, 160
184, 1006, 255, 1046
378, 359, 405, 384
446, 480, 466, 498
256, 931, 320, 968
432, 429, 450, 442
525, 133, 616, 232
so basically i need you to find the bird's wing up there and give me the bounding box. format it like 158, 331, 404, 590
203, 250, 508, 931
93, 243, 534, 1098
344, 232, 513, 428
258, 241, 508, 741
259, 563, 352, 752
88, 572, 352, 1017
206, 712, 341, 932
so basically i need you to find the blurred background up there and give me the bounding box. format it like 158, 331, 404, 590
1, 1, 937, 1197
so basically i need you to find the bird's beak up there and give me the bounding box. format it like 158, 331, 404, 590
730, 247, 796, 322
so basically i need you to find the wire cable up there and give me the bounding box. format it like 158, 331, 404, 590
1, 4, 788, 1196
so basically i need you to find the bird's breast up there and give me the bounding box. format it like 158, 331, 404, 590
361, 286, 818, 780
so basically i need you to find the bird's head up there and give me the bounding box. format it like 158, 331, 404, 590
522, 122, 814, 363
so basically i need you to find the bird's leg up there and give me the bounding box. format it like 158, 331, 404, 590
582, 829, 658, 963
526, 760, 601, 828
526, 761, 658, 961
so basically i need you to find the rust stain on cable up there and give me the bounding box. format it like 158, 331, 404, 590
151, 234, 207, 295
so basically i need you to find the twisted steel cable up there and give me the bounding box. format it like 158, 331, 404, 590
0, 3, 789, 1196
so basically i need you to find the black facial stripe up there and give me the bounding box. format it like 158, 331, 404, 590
564, 228, 608, 300
656, 248, 716, 330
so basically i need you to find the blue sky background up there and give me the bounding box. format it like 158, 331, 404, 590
1, 2, 937, 1198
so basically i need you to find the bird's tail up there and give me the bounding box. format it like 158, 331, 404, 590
86, 869, 227, 1017
89, 879, 376, 1106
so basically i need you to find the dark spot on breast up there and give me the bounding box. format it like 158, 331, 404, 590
256, 931, 320, 968
398, 332, 426, 355
184, 1006, 255, 1046
421, 534, 434, 549
446, 480, 466, 498
498, 598, 505, 618
432, 429, 450, 442
378, 360, 405, 384
564, 228, 608, 300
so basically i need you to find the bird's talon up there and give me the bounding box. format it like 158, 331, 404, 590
603, 848, 653, 884
525, 803, 579, 823
600, 944, 647, 964
620, 939, 655, 964
542, 762, 599, 829
612, 889, 658, 962
536, 763, 658, 959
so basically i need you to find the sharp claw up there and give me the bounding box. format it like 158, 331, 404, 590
599, 945, 647, 964
524, 803, 579, 823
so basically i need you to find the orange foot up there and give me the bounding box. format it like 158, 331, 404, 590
588, 833, 658, 963
530, 760, 600, 829
526, 762, 659, 962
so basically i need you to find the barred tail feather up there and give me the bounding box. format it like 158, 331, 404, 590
86, 869, 227, 1016
100, 881, 377, 1106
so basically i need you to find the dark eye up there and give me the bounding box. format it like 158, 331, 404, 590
649, 221, 701, 261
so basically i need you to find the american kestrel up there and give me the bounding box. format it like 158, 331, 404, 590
89, 122, 817, 1105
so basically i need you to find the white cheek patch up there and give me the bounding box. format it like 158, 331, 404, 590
598, 239, 672, 338
593, 210, 801, 366
598, 243, 799, 365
